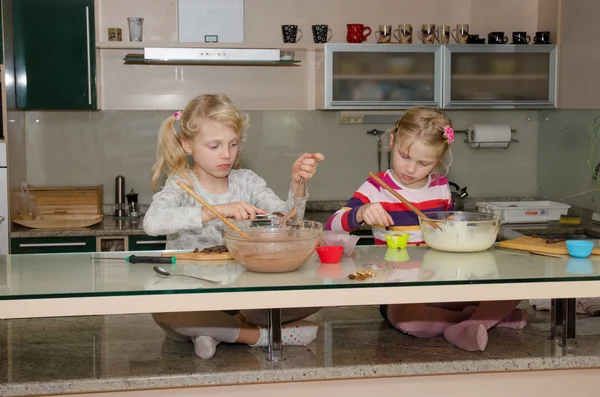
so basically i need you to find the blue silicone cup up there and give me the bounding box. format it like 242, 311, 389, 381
565, 240, 594, 258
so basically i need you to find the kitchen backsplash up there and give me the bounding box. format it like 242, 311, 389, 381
17, 109, 540, 204
537, 109, 600, 213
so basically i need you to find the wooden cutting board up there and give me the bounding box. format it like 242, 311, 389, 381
13, 215, 104, 229
499, 236, 600, 256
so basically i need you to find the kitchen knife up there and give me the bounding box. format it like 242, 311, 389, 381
92, 255, 176, 264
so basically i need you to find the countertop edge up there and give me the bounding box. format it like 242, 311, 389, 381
10, 229, 149, 238
2, 356, 600, 396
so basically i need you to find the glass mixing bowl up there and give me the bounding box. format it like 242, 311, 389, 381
418, 211, 501, 252
223, 219, 323, 273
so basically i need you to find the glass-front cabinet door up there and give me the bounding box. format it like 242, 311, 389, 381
442, 45, 557, 109
319, 44, 443, 110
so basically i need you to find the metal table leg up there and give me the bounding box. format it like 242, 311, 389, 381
550, 298, 576, 347
266, 308, 284, 361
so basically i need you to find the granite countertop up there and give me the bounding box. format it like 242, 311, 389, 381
2, 305, 600, 396
10, 198, 600, 239
10, 216, 148, 238
8, 202, 349, 239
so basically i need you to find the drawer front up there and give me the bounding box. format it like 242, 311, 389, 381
11, 236, 97, 254
355, 236, 375, 246
351, 230, 375, 246
129, 235, 167, 251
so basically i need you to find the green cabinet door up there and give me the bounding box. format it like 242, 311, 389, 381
129, 235, 167, 251
14, 0, 96, 109
0, 5, 4, 64
11, 236, 96, 254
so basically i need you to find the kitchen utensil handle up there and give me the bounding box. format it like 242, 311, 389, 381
85, 6, 92, 106
127, 255, 176, 264
368, 172, 440, 229
175, 180, 248, 237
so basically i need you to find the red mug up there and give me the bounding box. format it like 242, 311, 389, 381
346, 23, 371, 43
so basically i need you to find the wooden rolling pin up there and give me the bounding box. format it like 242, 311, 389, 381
368, 172, 441, 230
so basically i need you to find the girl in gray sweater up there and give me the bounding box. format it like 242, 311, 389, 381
144, 93, 324, 359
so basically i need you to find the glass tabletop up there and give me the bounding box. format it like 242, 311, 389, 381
0, 246, 599, 300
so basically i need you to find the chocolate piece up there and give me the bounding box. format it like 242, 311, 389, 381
201, 245, 229, 254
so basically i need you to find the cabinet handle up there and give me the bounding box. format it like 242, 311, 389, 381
85, 6, 92, 106
136, 240, 167, 245
19, 242, 87, 248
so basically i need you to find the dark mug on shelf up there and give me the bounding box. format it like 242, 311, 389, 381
488, 31, 508, 44
466, 34, 485, 44
534, 31, 551, 44
512, 31, 530, 44
281, 25, 303, 43
312, 24, 332, 43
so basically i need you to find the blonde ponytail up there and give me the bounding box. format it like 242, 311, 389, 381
151, 116, 189, 191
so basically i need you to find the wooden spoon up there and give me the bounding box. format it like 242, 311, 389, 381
280, 177, 305, 223
368, 172, 441, 230
176, 180, 248, 238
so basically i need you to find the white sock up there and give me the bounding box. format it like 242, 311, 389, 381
192, 336, 221, 359
173, 322, 241, 344
250, 321, 318, 347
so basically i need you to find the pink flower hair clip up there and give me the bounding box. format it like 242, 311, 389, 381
173, 111, 182, 121
443, 125, 455, 144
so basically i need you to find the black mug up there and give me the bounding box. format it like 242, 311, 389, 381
312, 24, 332, 43
512, 31, 531, 44
488, 31, 508, 44
467, 34, 485, 44
534, 31, 550, 44
281, 25, 303, 43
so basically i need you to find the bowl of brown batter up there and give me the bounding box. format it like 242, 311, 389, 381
223, 219, 323, 273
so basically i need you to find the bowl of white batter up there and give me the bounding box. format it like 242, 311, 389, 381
418, 211, 501, 253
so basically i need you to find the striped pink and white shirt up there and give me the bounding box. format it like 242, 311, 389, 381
326, 171, 453, 245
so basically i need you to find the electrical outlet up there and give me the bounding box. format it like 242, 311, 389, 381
593, 212, 600, 223
339, 114, 364, 124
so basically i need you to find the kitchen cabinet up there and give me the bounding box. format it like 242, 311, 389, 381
0, 5, 4, 65
11, 235, 167, 254
13, 0, 96, 109
10, 237, 96, 254
316, 44, 557, 110
442, 44, 557, 109
542, 0, 600, 108
316, 44, 442, 110
129, 235, 167, 251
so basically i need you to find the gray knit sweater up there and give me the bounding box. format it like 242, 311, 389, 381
143, 170, 307, 250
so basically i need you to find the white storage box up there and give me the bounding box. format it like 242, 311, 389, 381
475, 201, 570, 224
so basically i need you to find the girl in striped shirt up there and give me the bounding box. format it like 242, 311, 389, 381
327, 107, 525, 352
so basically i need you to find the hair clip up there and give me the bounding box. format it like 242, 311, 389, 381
174, 111, 182, 121
443, 125, 455, 144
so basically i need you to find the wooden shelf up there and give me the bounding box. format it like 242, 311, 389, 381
123, 53, 301, 66
333, 74, 432, 80
98, 41, 323, 51
452, 74, 548, 80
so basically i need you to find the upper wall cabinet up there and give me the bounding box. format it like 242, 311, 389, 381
14, 0, 96, 110
316, 44, 557, 110
316, 44, 443, 110
442, 45, 557, 109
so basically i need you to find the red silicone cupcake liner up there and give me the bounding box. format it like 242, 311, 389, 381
317, 245, 344, 264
